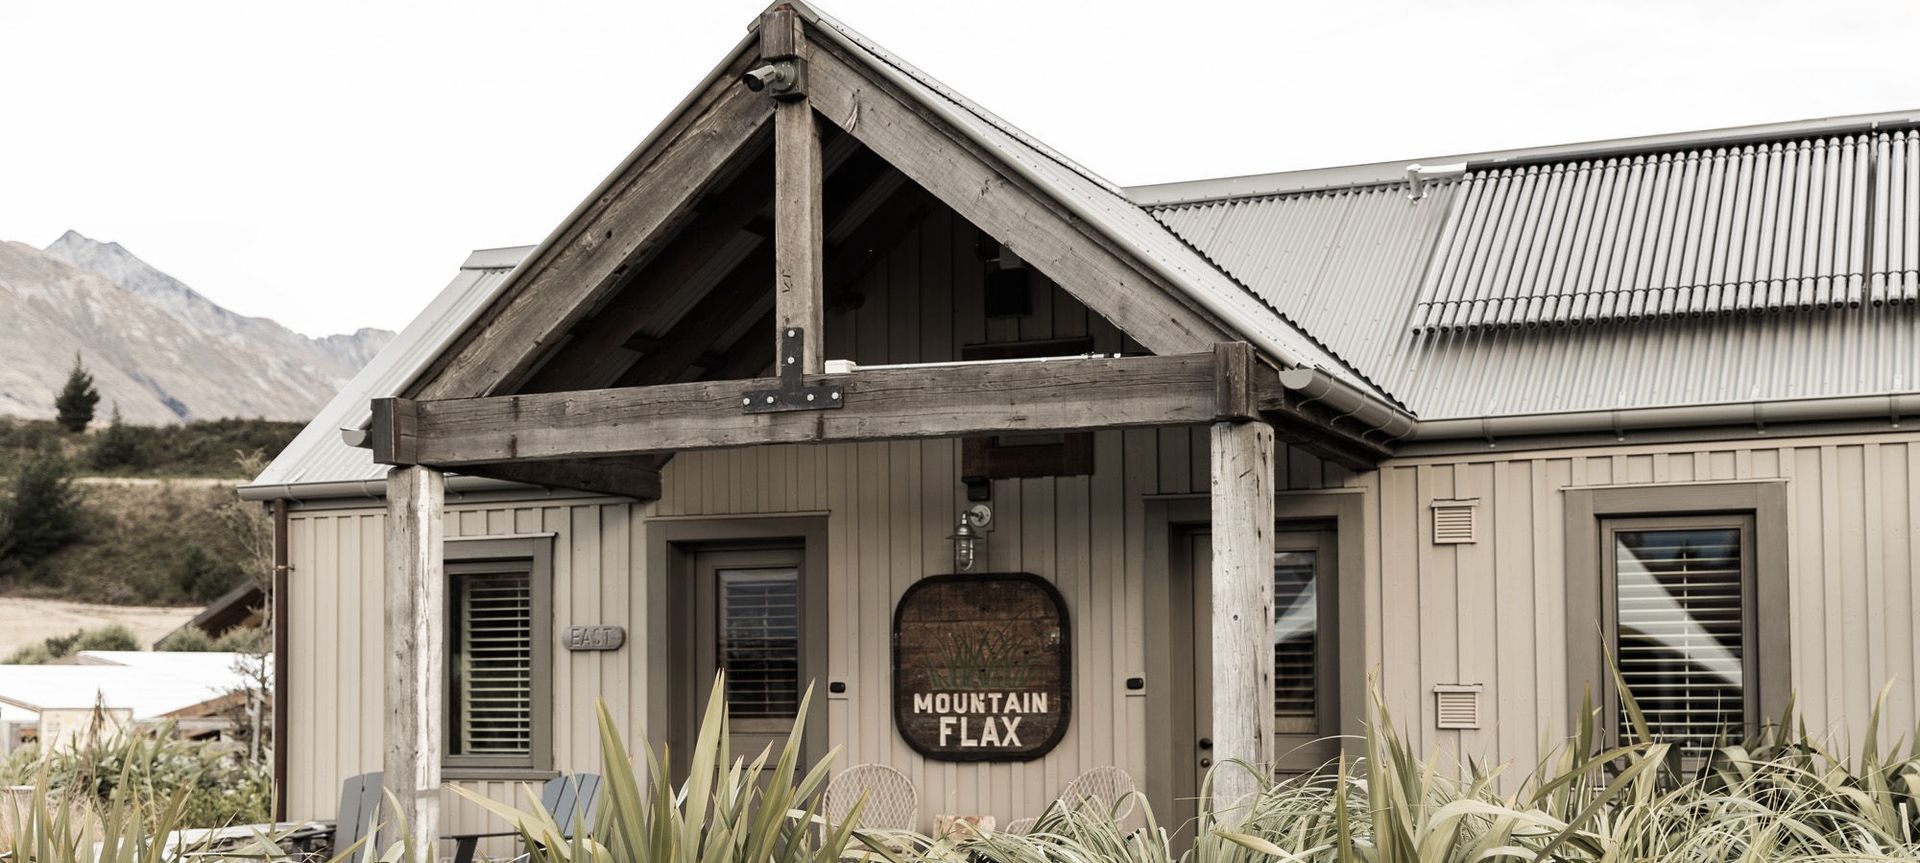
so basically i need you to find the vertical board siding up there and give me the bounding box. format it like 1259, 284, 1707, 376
1368, 432, 1920, 772
285, 495, 649, 861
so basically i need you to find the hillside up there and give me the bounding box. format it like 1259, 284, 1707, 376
0, 232, 392, 425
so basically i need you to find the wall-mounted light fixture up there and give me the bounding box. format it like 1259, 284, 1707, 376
948, 503, 994, 572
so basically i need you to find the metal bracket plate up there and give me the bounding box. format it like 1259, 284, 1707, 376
742, 328, 844, 413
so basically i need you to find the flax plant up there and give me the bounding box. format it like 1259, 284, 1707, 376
457, 673, 865, 863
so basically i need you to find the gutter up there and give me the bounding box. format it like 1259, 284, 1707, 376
1276, 367, 1418, 441
1410, 392, 1920, 446
236, 475, 537, 503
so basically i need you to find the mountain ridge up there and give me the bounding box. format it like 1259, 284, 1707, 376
0, 232, 392, 425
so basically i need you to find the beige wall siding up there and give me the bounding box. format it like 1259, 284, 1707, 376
1363, 433, 1920, 769
285, 496, 651, 857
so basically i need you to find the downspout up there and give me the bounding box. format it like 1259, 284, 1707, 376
270, 501, 290, 821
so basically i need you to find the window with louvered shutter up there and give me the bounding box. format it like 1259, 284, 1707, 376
1273, 549, 1319, 734
1605, 518, 1754, 759
452, 568, 534, 755
718, 568, 801, 721
443, 538, 551, 776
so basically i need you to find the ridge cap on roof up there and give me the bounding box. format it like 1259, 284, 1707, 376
1129, 107, 1920, 208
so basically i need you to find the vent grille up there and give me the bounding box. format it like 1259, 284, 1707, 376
1434, 685, 1482, 729
1432, 500, 1478, 544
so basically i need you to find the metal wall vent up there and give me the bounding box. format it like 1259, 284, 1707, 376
1431, 499, 1478, 544
1434, 684, 1482, 730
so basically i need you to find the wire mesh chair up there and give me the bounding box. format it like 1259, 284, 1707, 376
1060, 766, 1137, 821
823, 763, 919, 832
1001, 816, 1038, 836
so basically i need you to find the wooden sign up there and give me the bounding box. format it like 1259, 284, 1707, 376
893, 573, 1069, 761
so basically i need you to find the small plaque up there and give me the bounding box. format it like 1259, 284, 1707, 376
565, 625, 626, 651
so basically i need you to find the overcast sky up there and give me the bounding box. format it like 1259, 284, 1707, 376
3, 0, 1916, 337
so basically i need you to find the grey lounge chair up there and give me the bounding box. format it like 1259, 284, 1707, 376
447, 774, 602, 863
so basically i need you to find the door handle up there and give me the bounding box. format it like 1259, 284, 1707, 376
1197, 737, 1212, 750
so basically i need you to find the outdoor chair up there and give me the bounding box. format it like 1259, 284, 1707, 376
822, 763, 917, 833
1060, 766, 1136, 821
1000, 817, 1037, 836
447, 773, 603, 863
188, 771, 383, 861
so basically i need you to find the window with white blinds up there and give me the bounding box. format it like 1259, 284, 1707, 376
452, 567, 535, 756
1607, 520, 1752, 758
1273, 548, 1320, 734
718, 568, 801, 720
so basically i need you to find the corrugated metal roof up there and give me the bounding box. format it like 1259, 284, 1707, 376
242, 248, 527, 496
0, 654, 255, 718
1413, 132, 1920, 333
1149, 182, 1455, 401
1143, 122, 1920, 420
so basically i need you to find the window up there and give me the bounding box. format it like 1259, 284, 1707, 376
1565, 483, 1788, 753
717, 567, 802, 721
1604, 517, 1753, 758
445, 538, 553, 776
1272, 532, 1333, 735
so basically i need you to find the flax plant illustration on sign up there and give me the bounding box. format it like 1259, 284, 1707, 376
925, 620, 1044, 690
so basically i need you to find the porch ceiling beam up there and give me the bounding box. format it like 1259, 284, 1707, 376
456, 458, 664, 500
803, 34, 1236, 357
371, 346, 1266, 467
406, 46, 774, 401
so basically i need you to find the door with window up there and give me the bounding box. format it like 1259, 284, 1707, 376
1170, 526, 1338, 822
692, 547, 807, 760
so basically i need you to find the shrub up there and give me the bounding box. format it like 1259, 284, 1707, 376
0, 726, 270, 840
172, 544, 244, 603
153, 627, 214, 652
52, 354, 99, 434
4, 625, 141, 664
87, 407, 152, 471
0, 447, 85, 570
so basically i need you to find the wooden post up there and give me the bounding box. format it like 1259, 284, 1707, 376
767, 7, 824, 373
384, 466, 444, 856
1208, 419, 1274, 809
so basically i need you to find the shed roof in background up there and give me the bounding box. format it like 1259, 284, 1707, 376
0, 652, 255, 719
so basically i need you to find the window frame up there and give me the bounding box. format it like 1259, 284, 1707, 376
442, 536, 555, 780
1564, 482, 1789, 750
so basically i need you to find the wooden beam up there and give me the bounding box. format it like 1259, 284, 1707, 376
373, 349, 1257, 466
771, 11, 824, 373
458, 458, 664, 500
407, 47, 774, 401
1208, 419, 1275, 809
383, 466, 444, 856
614, 244, 775, 388
519, 154, 774, 392
804, 36, 1235, 356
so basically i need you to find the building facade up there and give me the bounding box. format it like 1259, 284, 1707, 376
244, 2, 1920, 844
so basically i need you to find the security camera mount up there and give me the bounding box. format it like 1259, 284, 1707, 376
742, 58, 807, 102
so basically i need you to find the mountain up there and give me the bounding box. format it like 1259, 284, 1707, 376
0, 232, 393, 425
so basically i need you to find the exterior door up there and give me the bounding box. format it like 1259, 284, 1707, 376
1170, 525, 1338, 825
692, 546, 806, 762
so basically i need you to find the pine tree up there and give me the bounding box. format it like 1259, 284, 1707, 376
0, 446, 84, 568
53, 352, 100, 433
89, 404, 151, 470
